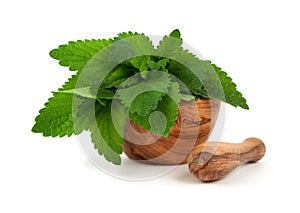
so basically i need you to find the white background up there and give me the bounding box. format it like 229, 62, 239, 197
1, 0, 299, 212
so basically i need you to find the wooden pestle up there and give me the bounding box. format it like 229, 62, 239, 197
187, 137, 266, 182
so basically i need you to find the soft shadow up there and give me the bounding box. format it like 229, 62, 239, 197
214, 161, 268, 186
171, 160, 268, 185
82, 158, 95, 169
169, 165, 201, 184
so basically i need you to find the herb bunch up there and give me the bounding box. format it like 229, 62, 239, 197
32, 30, 248, 164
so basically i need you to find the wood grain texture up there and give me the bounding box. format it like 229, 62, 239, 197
187, 137, 266, 181
123, 99, 220, 165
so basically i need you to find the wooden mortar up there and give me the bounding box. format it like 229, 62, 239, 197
123, 99, 221, 165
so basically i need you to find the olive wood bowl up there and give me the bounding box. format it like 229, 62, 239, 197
123, 99, 220, 165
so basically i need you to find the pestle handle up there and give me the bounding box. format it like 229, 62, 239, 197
187, 137, 266, 181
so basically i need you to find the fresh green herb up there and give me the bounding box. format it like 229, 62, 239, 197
32, 29, 248, 165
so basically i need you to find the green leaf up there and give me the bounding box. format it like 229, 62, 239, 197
165, 82, 181, 103
169, 74, 195, 101
50, 39, 112, 71
147, 58, 170, 72
156, 33, 220, 97
169, 29, 182, 40
102, 64, 136, 88
147, 60, 156, 70
179, 93, 195, 101
168, 59, 248, 109
156, 34, 183, 57
90, 100, 125, 165
60, 87, 96, 99
149, 111, 167, 136
157, 34, 227, 102
156, 58, 170, 70
129, 82, 180, 137
156, 35, 211, 98
130, 56, 150, 72
130, 55, 151, 79
114, 31, 141, 41
118, 75, 139, 88
130, 91, 164, 116
91, 126, 121, 165
59, 86, 115, 102
211, 63, 249, 109
32, 74, 86, 137
117, 71, 171, 116
96, 88, 115, 99
167, 60, 205, 95
154, 93, 179, 137
152, 82, 180, 136
117, 71, 171, 107
113, 32, 155, 56
129, 111, 151, 131
72, 33, 155, 94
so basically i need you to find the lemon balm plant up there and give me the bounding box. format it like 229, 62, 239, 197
32, 30, 248, 165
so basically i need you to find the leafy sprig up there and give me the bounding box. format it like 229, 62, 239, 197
32, 29, 249, 164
